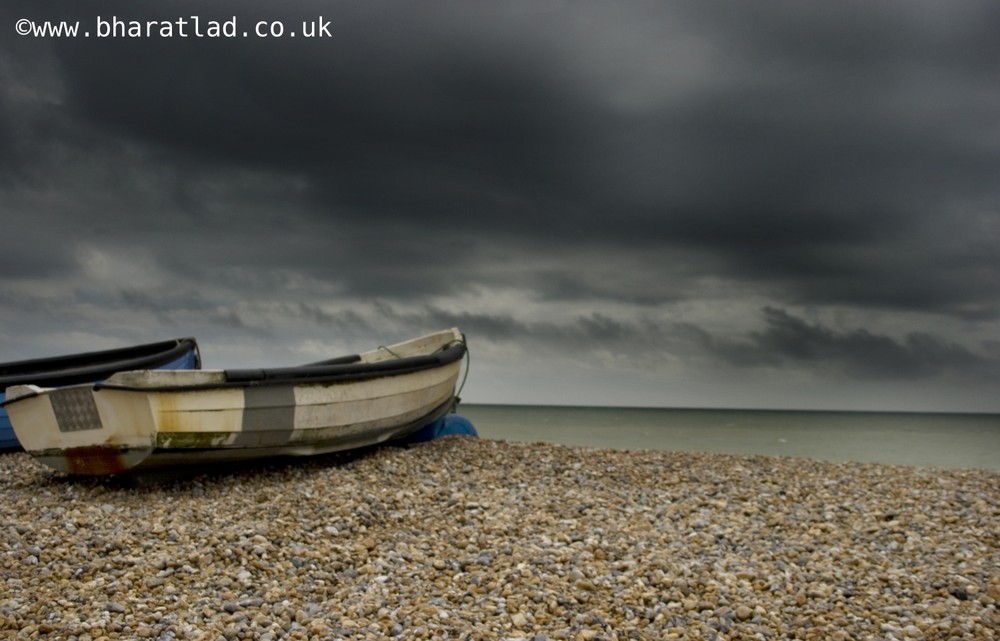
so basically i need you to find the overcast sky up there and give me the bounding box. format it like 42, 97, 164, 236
2, 0, 998, 412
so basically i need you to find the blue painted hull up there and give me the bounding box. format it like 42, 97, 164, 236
0, 401, 17, 451
0, 338, 200, 451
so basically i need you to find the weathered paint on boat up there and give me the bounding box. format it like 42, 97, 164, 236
0, 338, 200, 451
5, 329, 466, 475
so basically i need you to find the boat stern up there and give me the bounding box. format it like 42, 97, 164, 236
4, 384, 157, 475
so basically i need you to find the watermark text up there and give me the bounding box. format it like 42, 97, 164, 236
15, 15, 333, 39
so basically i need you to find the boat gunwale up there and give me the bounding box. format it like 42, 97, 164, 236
93, 342, 466, 393
0, 338, 201, 388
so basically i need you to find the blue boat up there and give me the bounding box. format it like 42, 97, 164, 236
0, 338, 200, 451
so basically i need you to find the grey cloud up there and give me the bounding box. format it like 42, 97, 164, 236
692, 307, 997, 380
370, 303, 999, 384
2, 0, 999, 409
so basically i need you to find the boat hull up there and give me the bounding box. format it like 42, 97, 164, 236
5, 329, 466, 475
0, 338, 200, 451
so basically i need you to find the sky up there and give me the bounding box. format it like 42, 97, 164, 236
1, 0, 998, 412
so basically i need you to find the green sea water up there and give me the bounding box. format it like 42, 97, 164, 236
459, 404, 1000, 470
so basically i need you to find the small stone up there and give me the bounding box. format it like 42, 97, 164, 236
927, 602, 947, 615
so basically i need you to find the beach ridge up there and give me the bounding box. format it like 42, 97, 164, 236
1, 437, 997, 640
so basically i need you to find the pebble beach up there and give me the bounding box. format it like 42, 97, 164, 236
1, 436, 997, 641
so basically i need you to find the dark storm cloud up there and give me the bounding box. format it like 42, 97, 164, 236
684, 307, 998, 381
2, 0, 999, 407
354, 302, 1000, 384
6, 0, 990, 315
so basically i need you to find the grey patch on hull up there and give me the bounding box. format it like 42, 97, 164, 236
51, 387, 103, 432
233, 385, 296, 447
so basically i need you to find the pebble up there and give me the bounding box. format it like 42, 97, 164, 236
1, 437, 998, 640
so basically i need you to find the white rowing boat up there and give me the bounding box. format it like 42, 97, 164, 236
3, 329, 467, 475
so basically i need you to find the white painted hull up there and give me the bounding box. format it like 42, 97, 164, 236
4, 329, 466, 475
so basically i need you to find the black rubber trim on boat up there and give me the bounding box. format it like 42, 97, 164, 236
299, 354, 363, 367
95, 343, 467, 392
0, 338, 201, 388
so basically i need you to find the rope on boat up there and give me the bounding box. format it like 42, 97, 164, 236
377, 345, 403, 359
455, 333, 470, 404
433, 335, 471, 408
379, 334, 470, 408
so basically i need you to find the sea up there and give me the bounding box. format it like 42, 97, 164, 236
459, 404, 1000, 471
